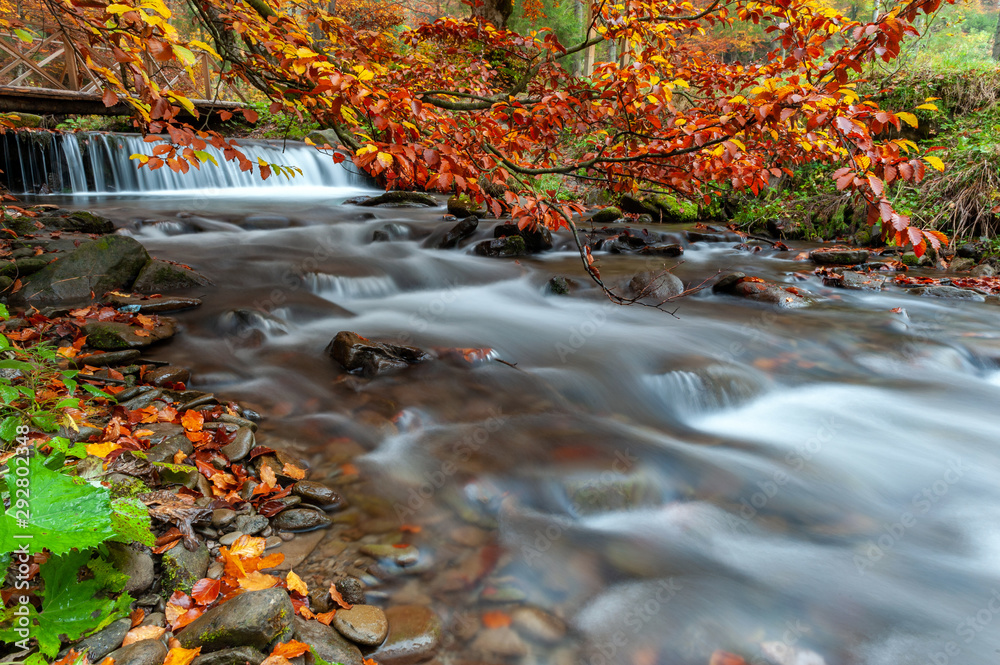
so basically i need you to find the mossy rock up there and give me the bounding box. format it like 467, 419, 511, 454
447, 194, 485, 219
162, 543, 211, 595
17, 235, 150, 303
1, 217, 39, 236
132, 259, 211, 293
0, 257, 50, 279
590, 206, 622, 224
1, 113, 43, 128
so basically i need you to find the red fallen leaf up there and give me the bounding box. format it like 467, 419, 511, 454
130, 607, 145, 627
172, 607, 205, 630
191, 578, 221, 605
152, 539, 180, 554
328, 584, 353, 610
51, 650, 83, 665
247, 446, 276, 459
155, 527, 184, 547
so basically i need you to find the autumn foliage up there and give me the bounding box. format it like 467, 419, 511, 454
9, 0, 957, 254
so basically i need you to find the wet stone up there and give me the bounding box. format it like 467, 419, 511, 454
65, 618, 131, 662
212, 509, 237, 529
221, 426, 255, 462
333, 605, 389, 646
75, 349, 142, 367
144, 365, 190, 387
911, 285, 986, 301
360, 544, 419, 567
217, 413, 258, 431
809, 248, 869, 265
335, 576, 367, 605
292, 480, 345, 510
470, 626, 529, 658
295, 617, 362, 665
191, 646, 267, 665
104, 294, 202, 313
162, 543, 210, 595
104, 639, 168, 665
511, 606, 567, 644
370, 605, 443, 665
219, 531, 244, 546
178, 588, 295, 651
235, 514, 269, 536
107, 543, 155, 594
271, 508, 332, 532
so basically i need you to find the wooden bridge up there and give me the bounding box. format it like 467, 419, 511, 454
0, 28, 243, 117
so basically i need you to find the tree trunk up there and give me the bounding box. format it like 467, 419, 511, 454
471, 0, 513, 28
993, 7, 1000, 60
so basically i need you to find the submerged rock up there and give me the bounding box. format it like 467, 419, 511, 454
369, 605, 442, 665
590, 206, 622, 224
474, 236, 526, 258
910, 285, 986, 301
627, 271, 684, 301
326, 331, 431, 377
714, 273, 809, 307
333, 605, 389, 646
18, 235, 150, 303
437, 216, 479, 249
493, 222, 553, 252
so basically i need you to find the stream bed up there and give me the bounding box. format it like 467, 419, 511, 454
14, 179, 1000, 665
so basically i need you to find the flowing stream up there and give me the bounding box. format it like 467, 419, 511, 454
5, 134, 1000, 665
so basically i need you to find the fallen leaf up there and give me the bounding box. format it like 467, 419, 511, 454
481, 610, 511, 628
710, 651, 748, 665
123, 625, 166, 646
259, 463, 278, 488
238, 570, 280, 591
191, 578, 221, 605
260, 657, 293, 665
315, 610, 337, 625
281, 463, 306, 480
329, 583, 353, 610
286, 571, 308, 596
163, 646, 201, 665
271, 641, 311, 659
181, 409, 205, 432
86, 442, 121, 458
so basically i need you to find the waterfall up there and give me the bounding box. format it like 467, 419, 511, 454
0, 131, 370, 196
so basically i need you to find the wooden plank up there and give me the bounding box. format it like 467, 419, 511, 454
0, 85, 243, 116
0, 39, 68, 89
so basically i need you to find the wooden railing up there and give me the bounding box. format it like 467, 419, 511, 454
0, 28, 230, 101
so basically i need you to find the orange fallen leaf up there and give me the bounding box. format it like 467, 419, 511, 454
328, 583, 353, 610
173, 450, 188, 464
315, 610, 337, 625
129, 607, 145, 627
258, 552, 284, 570
133, 328, 151, 338
281, 463, 306, 480
181, 409, 204, 432
260, 657, 293, 665
399, 524, 421, 533
709, 651, 748, 665
286, 570, 308, 596
123, 625, 166, 646
259, 463, 278, 488
271, 640, 310, 659
163, 646, 201, 665
481, 610, 511, 629
238, 570, 280, 591
151, 539, 180, 555
363, 659, 378, 665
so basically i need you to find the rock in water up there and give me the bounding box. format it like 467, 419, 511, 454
447, 194, 485, 218
178, 588, 294, 651
326, 331, 430, 377
628, 271, 684, 300
18, 235, 150, 303
333, 605, 389, 646
295, 617, 363, 665
809, 248, 869, 265
473, 236, 527, 258
369, 605, 442, 665
83, 319, 176, 350
271, 508, 332, 532
132, 259, 211, 292
493, 222, 553, 252
590, 206, 622, 224
911, 285, 986, 301
437, 216, 479, 249
350, 192, 437, 207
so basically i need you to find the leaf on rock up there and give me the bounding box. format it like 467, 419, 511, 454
286, 570, 308, 596
163, 646, 201, 665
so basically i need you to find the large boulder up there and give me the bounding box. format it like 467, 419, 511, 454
474, 236, 526, 258
493, 222, 552, 252
627, 271, 684, 301
326, 331, 431, 377
590, 206, 622, 224
177, 588, 295, 652
132, 259, 211, 293
37, 211, 115, 234
17, 235, 150, 303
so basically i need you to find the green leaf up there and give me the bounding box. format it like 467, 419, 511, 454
0, 385, 18, 404
0, 335, 9, 350
0, 304, 8, 320
54, 398, 82, 409
62, 377, 78, 396
109, 497, 154, 546
0, 416, 19, 443
47, 436, 89, 459
82, 384, 116, 401
13, 28, 34, 44
0, 455, 115, 556
0, 551, 132, 656
0, 360, 33, 372
29, 412, 59, 432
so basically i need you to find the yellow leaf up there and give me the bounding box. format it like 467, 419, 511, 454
356, 68, 374, 82
286, 571, 308, 595
896, 112, 918, 128
86, 442, 121, 459
925, 155, 945, 172
916, 103, 938, 111
376, 152, 393, 168
106, 3, 132, 13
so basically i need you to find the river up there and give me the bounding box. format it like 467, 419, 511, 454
5, 133, 1000, 665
